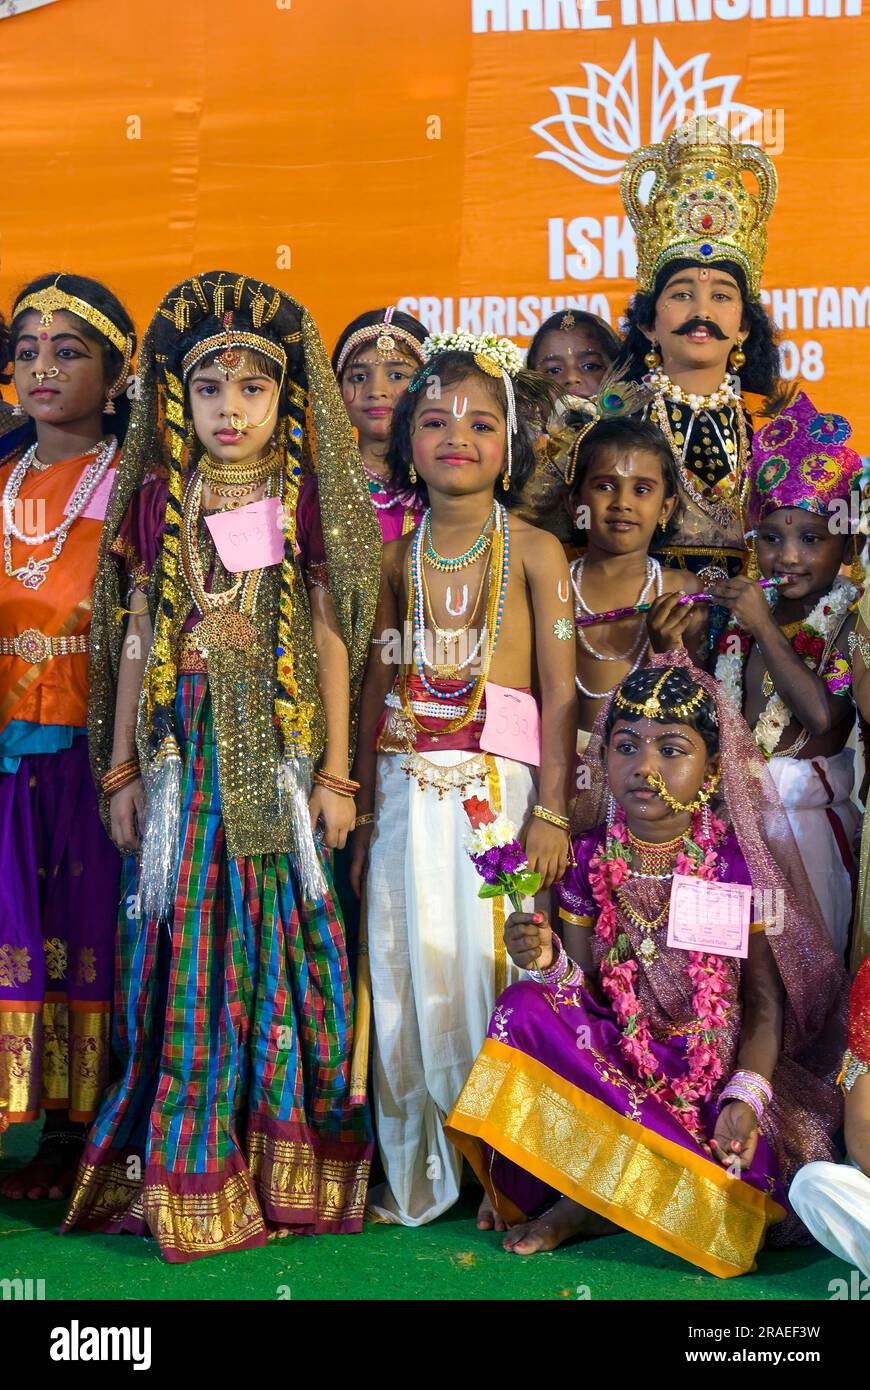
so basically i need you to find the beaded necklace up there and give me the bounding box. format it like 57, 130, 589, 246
364, 466, 401, 512
3, 437, 117, 590
573, 556, 661, 700
399, 504, 509, 735
645, 370, 749, 533
423, 502, 496, 572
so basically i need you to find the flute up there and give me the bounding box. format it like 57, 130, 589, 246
574, 576, 787, 629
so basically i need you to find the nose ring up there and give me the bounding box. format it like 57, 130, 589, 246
229, 412, 248, 432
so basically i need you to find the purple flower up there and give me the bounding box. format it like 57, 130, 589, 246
471, 841, 527, 884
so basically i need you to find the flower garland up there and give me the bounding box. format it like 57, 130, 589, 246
587, 805, 731, 1143
714, 578, 857, 758
419, 331, 524, 379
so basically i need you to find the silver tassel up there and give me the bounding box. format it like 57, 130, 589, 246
280, 755, 327, 901
139, 736, 182, 925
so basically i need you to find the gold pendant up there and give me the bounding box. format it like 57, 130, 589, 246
193, 608, 258, 657
637, 936, 658, 964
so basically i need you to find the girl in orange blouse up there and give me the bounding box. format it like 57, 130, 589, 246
0, 273, 135, 1199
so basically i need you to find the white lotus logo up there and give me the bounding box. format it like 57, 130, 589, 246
533, 39, 763, 186
0, 0, 61, 19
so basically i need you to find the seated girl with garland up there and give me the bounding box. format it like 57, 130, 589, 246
710, 391, 864, 958
445, 655, 848, 1276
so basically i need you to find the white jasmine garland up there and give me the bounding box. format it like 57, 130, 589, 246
420, 331, 524, 379
714, 578, 858, 757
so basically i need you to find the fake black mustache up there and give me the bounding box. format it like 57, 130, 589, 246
673, 317, 728, 341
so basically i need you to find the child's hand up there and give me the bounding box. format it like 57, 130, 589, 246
646, 591, 700, 653
709, 576, 774, 637
710, 1101, 760, 1172
349, 821, 374, 898
505, 911, 554, 972
522, 817, 569, 890
309, 785, 356, 852
109, 777, 145, 854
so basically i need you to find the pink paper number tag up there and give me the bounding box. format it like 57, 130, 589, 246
204, 497, 285, 573
666, 873, 751, 960
64, 467, 115, 523
480, 684, 541, 767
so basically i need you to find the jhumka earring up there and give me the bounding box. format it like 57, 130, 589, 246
729, 340, 746, 372
409, 462, 417, 484
851, 543, 865, 588
501, 467, 510, 493
745, 534, 760, 580
643, 342, 661, 370
11, 398, 25, 416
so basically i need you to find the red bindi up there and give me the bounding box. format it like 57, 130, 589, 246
39, 331, 49, 340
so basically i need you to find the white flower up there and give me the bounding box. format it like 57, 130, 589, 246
421, 332, 523, 379
469, 814, 520, 855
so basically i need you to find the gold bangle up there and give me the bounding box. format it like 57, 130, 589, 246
101, 759, 141, 797
531, 804, 570, 833
354, 814, 374, 829
313, 770, 361, 798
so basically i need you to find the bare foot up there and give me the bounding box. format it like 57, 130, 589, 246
502, 1196, 619, 1255
266, 1224, 293, 1240
0, 1138, 83, 1201
476, 1191, 506, 1232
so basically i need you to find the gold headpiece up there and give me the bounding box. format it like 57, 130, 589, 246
613, 668, 707, 720
13, 277, 132, 357
620, 116, 777, 300
181, 310, 287, 379
334, 307, 425, 376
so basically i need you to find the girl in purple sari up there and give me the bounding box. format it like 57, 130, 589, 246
446, 653, 848, 1278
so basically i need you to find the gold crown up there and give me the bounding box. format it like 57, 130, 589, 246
620, 116, 777, 300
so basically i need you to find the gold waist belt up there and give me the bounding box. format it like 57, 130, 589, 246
0, 628, 89, 664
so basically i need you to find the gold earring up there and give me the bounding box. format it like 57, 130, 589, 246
851, 546, 865, 588
644, 342, 661, 370
502, 469, 510, 493
745, 539, 760, 580
729, 342, 746, 372
409, 462, 417, 484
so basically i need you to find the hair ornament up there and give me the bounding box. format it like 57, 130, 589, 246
613, 667, 708, 720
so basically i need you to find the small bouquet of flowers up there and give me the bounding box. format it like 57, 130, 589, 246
462, 796, 541, 911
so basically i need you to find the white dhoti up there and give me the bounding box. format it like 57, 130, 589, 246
789, 1159, 870, 1280
366, 749, 536, 1226
767, 749, 857, 956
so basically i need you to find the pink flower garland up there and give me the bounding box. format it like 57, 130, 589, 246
588, 805, 731, 1144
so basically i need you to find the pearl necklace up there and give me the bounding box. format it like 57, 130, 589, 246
365, 467, 401, 512
572, 556, 661, 699
645, 368, 739, 413
3, 438, 117, 590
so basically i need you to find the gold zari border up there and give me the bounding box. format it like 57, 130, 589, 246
0, 1005, 41, 1121
445, 1037, 785, 1280
246, 1131, 369, 1223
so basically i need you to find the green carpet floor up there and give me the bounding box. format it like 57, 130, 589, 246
0, 1122, 845, 1301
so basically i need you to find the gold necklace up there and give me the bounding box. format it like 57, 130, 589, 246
616, 887, 670, 933
626, 829, 683, 876
197, 446, 281, 488
180, 473, 272, 656
422, 558, 488, 642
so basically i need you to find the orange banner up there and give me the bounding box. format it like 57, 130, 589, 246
1, 0, 868, 444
